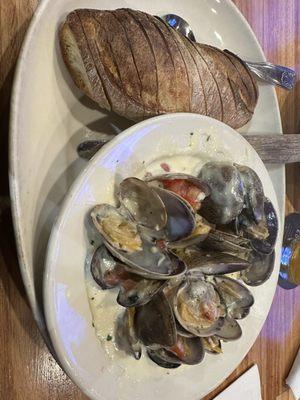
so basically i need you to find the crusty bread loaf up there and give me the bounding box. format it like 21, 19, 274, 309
60, 8, 258, 128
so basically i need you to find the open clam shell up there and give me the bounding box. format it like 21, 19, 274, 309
211, 276, 254, 319
167, 215, 213, 249
119, 177, 167, 231
91, 203, 186, 279
173, 278, 226, 337
167, 335, 205, 365
91, 204, 142, 253
153, 187, 196, 242
104, 239, 186, 280
117, 277, 165, 308
241, 250, 275, 286
90, 245, 130, 289
215, 316, 242, 341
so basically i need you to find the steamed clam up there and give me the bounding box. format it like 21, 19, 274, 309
91, 204, 142, 253
87, 164, 278, 368
173, 278, 226, 337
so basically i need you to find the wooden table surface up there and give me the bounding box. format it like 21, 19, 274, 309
0, 1, 300, 399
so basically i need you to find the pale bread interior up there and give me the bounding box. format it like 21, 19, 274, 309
60, 23, 93, 99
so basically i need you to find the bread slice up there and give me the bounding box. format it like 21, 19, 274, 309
59, 8, 259, 127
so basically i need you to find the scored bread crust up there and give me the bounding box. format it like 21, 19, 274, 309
60, 8, 258, 128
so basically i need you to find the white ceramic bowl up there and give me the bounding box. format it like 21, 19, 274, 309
44, 113, 282, 400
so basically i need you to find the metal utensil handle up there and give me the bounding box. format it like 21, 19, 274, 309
243, 134, 300, 163
78, 134, 300, 164
245, 61, 296, 90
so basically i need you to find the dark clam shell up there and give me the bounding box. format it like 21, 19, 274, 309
198, 162, 244, 225
119, 177, 167, 231
135, 291, 177, 347
212, 276, 254, 319
202, 229, 252, 260
117, 278, 165, 308
90, 245, 129, 289
173, 278, 226, 337
167, 335, 205, 365
250, 198, 278, 255
153, 186, 196, 242
241, 250, 275, 286
147, 348, 181, 369
167, 215, 212, 249
115, 309, 141, 360
235, 164, 265, 224
215, 317, 242, 341
177, 247, 249, 276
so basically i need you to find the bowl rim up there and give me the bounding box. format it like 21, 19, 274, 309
43, 112, 282, 400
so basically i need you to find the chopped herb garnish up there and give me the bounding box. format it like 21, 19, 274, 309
91, 297, 95, 301
206, 135, 211, 142
92, 322, 95, 328
142, 160, 145, 164
90, 240, 95, 246
106, 334, 113, 341
190, 132, 194, 136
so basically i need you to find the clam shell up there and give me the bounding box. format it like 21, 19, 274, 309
147, 348, 181, 369
241, 250, 275, 286
167, 335, 205, 365
173, 278, 226, 337
119, 177, 167, 231
198, 162, 244, 225
177, 248, 249, 276
235, 164, 265, 224
211, 276, 254, 319
135, 291, 177, 347
117, 278, 165, 308
105, 239, 186, 280
215, 317, 242, 341
115, 308, 141, 360
250, 198, 278, 255
90, 245, 128, 289
91, 204, 142, 253
153, 187, 196, 242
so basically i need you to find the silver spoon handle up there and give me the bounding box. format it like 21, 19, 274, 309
243, 134, 300, 163
245, 61, 296, 90
78, 134, 300, 164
